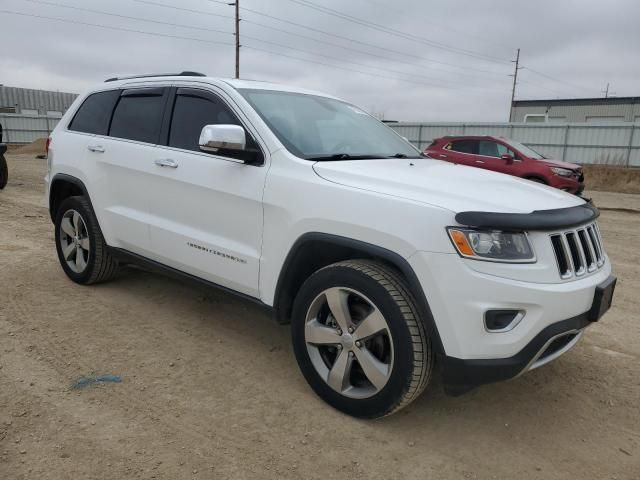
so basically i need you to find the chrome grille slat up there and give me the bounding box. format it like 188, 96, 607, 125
549, 222, 605, 279
578, 229, 596, 271
593, 224, 605, 266
587, 226, 602, 263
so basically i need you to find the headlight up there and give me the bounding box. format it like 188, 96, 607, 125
447, 227, 535, 263
551, 167, 573, 177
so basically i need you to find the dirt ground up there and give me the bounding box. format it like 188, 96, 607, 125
1, 154, 638, 480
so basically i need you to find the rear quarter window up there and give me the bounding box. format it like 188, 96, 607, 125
68, 90, 120, 135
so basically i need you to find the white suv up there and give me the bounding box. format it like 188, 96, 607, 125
46, 72, 616, 418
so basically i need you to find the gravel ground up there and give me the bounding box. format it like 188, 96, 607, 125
1, 154, 639, 480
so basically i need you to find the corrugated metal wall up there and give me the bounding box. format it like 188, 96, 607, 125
389, 122, 640, 167
511, 103, 640, 123
0, 86, 77, 115
0, 113, 60, 144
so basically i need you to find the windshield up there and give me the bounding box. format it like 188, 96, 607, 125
238, 89, 421, 160
502, 138, 546, 160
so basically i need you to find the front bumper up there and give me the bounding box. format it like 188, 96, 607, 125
409, 251, 612, 359
408, 250, 614, 394
441, 312, 591, 395
549, 175, 584, 194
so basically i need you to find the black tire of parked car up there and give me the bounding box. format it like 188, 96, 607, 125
291, 260, 434, 418
54, 196, 119, 284
525, 176, 547, 185
0, 150, 8, 190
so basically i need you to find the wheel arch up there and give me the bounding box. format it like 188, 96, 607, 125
49, 173, 92, 223
523, 174, 548, 184
273, 232, 445, 355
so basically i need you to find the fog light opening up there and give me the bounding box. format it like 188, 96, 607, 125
484, 310, 525, 333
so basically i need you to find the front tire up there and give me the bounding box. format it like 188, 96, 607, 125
54, 196, 118, 284
291, 260, 433, 418
525, 176, 547, 185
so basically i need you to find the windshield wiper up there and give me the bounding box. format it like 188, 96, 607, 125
308, 153, 381, 161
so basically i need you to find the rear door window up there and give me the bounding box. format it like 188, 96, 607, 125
109, 88, 167, 144
68, 90, 120, 135
448, 139, 477, 154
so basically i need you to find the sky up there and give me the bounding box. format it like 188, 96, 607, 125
1, 0, 639, 121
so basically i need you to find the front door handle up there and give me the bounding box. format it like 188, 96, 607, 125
439, 154, 448, 158
154, 158, 179, 168
475, 160, 485, 164
87, 145, 105, 153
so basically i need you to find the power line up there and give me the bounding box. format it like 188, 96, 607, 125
19, 0, 461, 85
0, 9, 233, 47
241, 33, 465, 87
242, 18, 509, 83
517, 79, 573, 97
132, 0, 233, 19
0, 7, 497, 91
237, 4, 508, 77
521, 67, 597, 94
243, 44, 456, 88
278, 0, 512, 65
17, 0, 233, 36
357, 0, 513, 54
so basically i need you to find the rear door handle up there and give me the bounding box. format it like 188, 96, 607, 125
475, 160, 485, 164
438, 154, 448, 158
87, 145, 105, 153
154, 158, 179, 168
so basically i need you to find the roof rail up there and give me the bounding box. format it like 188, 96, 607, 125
104, 71, 206, 82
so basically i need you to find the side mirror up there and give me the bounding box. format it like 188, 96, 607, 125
501, 154, 514, 164
199, 124, 246, 153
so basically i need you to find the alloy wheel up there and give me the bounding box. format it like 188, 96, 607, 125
304, 287, 394, 399
59, 209, 90, 273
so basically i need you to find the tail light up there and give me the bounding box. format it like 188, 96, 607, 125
46, 137, 52, 154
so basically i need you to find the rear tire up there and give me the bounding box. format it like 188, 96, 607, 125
0, 153, 7, 190
54, 196, 118, 284
291, 260, 433, 418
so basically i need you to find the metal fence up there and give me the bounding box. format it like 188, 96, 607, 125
389, 122, 640, 167
0, 113, 61, 144
3, 113, 639, 167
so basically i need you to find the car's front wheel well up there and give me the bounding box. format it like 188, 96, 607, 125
274, 239, 373, 324
272, 233, 445, 354
524, 175, 548, 185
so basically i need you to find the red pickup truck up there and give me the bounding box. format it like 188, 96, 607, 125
424, 135, 584, 195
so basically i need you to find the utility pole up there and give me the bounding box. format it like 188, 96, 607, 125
508, 48, 521, 122
233, 0, 240, 79
601, 83, 615, 98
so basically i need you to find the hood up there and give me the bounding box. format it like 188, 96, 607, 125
537, 158, 581, 170
313, 158, 585, 214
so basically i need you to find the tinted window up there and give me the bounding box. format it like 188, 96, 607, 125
478, 141, 515, 158
69, 90, 120, 135
109, 89, 166, 143
449, 139, 477, 154
169, 93, 240, 151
